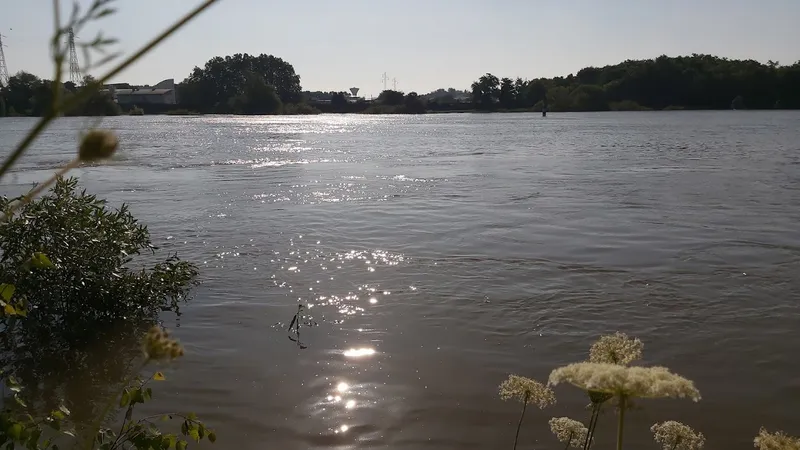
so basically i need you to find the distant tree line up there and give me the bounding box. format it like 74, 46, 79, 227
4, 53, 800, 117
0, 72, 119, 117
470, 54, 800, 111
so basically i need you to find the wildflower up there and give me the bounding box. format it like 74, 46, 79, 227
78, 129, 118, 162
549, 362, 700, 401
589, 332, 643, 365
652, 421, 705, 450
754, 428, 800, 450
499, 374, 556, 408
549, 417, 589, 448
143, 326, 184, 361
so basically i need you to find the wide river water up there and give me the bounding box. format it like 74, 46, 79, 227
1, 112, 799, 449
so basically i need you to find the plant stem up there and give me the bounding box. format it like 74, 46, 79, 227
583, 404, 600, 450
564, 431, 573, 450
616, 395, 627, 450
670, 437, 681, 450
85, 358, 149, 450
512, 392, 530, 450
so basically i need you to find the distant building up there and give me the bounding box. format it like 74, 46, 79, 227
103, 79, 177, 105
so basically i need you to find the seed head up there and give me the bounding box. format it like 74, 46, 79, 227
652, 421, 705, 450
499, 374, 556, 409
78, 129, 118, 162
549, 362, 700, 401
143, 326, 184, 361
754, 428, 800, 450
589, 332, 643, 365
549, 417, 589, 448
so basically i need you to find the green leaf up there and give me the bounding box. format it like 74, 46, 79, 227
3, 304, 15, 315
153, 372, 166, 381
51, 410, 66, 420
120, 388, 131, 407
8, 423, 22, 440
180, 421, 188, 436
131, 387, 145, 404
31, 252, 54, 269
186, 412, 197, 421
208, 432, 216, 443
144, 387, 152, 401
188, 428, 200, 442
0, 284, 15, 301
176, 440, 187, 450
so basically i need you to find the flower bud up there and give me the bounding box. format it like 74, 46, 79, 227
78, 129, 118, 162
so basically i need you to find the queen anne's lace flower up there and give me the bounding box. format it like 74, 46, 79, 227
499, 374, 556, 409
549, 417, 588, 448
548, 362, 700, 401
589, 332, 643, 365
754, 428, 800, 450
651, 421, 705, 450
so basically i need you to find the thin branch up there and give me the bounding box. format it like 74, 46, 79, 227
0, 0, 221, 181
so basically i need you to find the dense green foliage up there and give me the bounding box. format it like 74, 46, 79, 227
470, 54, 800, 111
0, 73, 120, 117
361, 90, 426, 114
176, 53, 302, 114
0, 177, 197, 341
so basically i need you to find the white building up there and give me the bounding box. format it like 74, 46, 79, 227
104, 79, 177, 105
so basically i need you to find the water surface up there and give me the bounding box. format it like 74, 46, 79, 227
2, 111, 799, 449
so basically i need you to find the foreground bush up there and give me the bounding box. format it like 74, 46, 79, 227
0, 177, 198, 341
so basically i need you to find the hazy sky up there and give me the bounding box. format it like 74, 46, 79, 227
2, 0, 798, 97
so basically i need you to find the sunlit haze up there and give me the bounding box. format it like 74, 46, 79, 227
3, 0, 799, 97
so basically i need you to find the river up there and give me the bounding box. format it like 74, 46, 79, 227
1, 111, 799, 449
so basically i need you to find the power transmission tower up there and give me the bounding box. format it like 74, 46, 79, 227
0, 34, 9, 86
392, 78, 397, 90
381, 72, 388, 91
67, 27, 81, 84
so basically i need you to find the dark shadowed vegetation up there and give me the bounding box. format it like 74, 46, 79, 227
470, 54, 800, 112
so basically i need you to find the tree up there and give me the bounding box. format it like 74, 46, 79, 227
228, 72, 282, 114
377, 89, 405, 106
330, 92, 348, 110
3, 72, 50, 116
471, 73, 500, 110
179, 53, 302, 113
499, 77, 517, 109
404, 92, 426, 114
470, 54, 800, 111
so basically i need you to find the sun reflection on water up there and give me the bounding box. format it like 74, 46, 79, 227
343, 348, 377, 358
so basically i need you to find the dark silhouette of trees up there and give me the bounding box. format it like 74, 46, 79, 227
404, 92, 426, 114
227, 72, 282, 114
0, 71, 119, 117
377, 89, 405, 106
471, 73, 500, 110
177, 53, 302, 114
330, 92, 349, 110
470, 55, 800, 111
